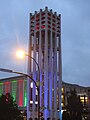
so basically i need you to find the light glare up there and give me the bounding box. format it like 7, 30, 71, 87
16, 50, 25, 59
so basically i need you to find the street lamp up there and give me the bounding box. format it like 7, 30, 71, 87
0, 68, 38, 87
16, 50, 40, 120
0, 68, 40, 120
16, 50, 40, 82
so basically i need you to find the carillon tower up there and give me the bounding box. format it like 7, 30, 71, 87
28, 7, 62, 120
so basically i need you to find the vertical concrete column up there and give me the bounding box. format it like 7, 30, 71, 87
39, 9, 42, 109
54, 13, 58, 118
49, 30, 53, 120
32, 11, 37, 119
44, 7, 49, 120
49, 11, 53, 119
27, 13, 32, 120
58, 14, 62, 120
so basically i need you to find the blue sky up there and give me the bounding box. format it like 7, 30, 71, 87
0, 0, 90, 86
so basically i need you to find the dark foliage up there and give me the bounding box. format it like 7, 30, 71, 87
62, 89, 83, 120
0, 93, 23, 120
62, 111, 70, 120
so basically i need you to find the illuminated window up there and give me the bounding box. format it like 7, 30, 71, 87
24, 80, 27, 106
85, 97, 88, 100
4, 82, 10, 93
31, 82, 33, 88
12, 80, 17, 101
41, 25, 45, 29
0, 83, 3, 96
30, 101, 33, 104
61, 103, 64, 107
35, 101, 38, 104
80, 96, 88, 104
62, 95, 64, 102
18, 80, 23, 107
61, 95, 64, 99
36, 88, 38, 95
62, 88, 64, 93
81, 99, 84, 103
80, 97, 84, 100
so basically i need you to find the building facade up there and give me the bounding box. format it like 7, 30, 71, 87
0, 76, 27, 109
62, 82, 90, 111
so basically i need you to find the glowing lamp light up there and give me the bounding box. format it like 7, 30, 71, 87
16, 50, 25, 59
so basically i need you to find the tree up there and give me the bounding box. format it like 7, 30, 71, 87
66, 89, 83, 120
0, 93, 23, 120
62, 111, 70, 120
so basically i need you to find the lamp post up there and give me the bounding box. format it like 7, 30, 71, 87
0, 68, 40, 120
16, 50, 40, 120
16, 51, 40, 83
24, 53, 40, 120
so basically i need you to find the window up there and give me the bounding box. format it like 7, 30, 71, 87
12, 80, 17, 101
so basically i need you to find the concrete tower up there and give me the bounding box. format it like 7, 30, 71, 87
28, 7, 62, 120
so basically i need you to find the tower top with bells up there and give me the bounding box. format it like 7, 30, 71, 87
30, 6, 61, 36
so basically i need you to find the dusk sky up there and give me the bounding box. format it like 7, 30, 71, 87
0, 0, 90, 87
